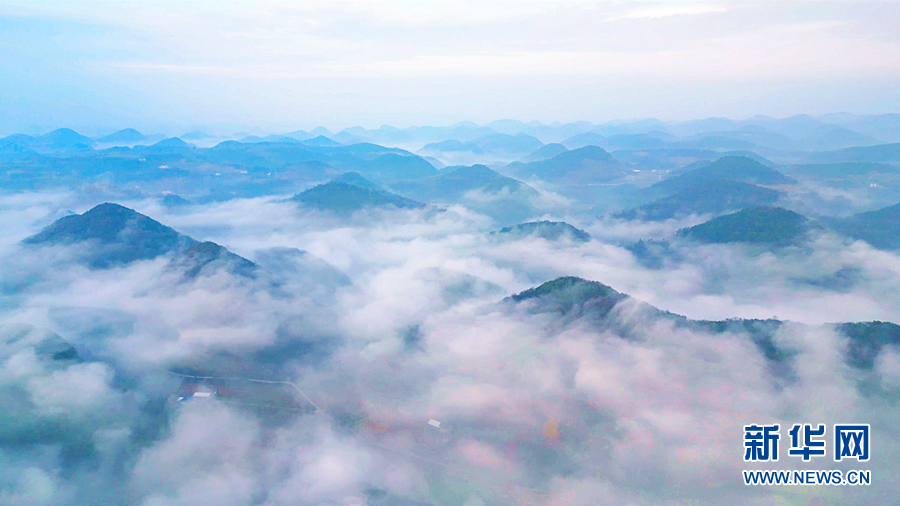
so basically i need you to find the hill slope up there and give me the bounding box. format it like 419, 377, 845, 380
390, 164, 528, 202
521, 143, 568, 162
677, 207, 812, 245
506, 146, 627, 184
492, 221, 591, 242
507, 276, 900, 370
648, 156, 796, 197
168, 241, 259, 280
293, 182, 425, 212
23, 203, 196, 267
826, 202, 900, 250
615, 180, 782, 221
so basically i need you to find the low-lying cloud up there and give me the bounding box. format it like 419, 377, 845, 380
1, 191, 899, 504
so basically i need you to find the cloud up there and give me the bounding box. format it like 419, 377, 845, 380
2, 192, 900, 503
610, 3, 727, 20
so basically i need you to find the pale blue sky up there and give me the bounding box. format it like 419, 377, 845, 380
1, 0, 898, 135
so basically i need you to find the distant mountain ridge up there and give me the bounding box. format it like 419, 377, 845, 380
505, 146, 627, 184
492, 221, 591, 242
390, 164, 531, 202
615, 180, 783, 222
647, 156, 796, 197
677, 206, 814, 245
507, 276, 900, 370
824, 201, 900, 250
293, 181, 425, 213
23, 203, 195, 267
22, 203, 257, 277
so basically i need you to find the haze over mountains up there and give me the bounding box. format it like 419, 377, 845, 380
4, 112, 900, 505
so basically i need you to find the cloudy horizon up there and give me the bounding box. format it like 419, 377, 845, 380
1, 0, 899, 135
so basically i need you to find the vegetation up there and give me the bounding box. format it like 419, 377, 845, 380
293, 182, 425, 212
677, 206, 811, 245
492, 221, 591, 242
616, 180, 782, 221
23, 203, 196, 267
648, 156, 796, 196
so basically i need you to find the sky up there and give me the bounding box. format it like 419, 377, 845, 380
0, 0, 899, 135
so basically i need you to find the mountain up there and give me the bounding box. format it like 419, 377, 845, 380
150, 137, 193, 149
351, 153, 438, 181
782, 162, 900, 178
672, 135, 757, 150
491, 221, 591, 242
181, 131, 214, 140
615, 180, 783, 221
331, 131, 365, 145
509, 276, 630, 321
36, 128, 95, 151
421, 133, 543, 158
387, 164, 543, 225
168, 241, 259, 280
505, 146, 627, 184
506, 276, 900, 370
390, 164, 527, 202
292, 182, 425, 213
0, 128, 94, 153
791, 124, 881, 151
22, 203, 196, 268
96, 128, 147, 144
809, 143, 900, 164
485, 119, 531, 135
818, 113, 900, 144
742, 114, 881, 150
837, 321, 900, 369
561, 132, 606, 149
681, 125, 795, 151
593, 118, 671, 136
202, 141, 437, 183
473, 133, 543, 156
647, 156, 796, 197
331, 171, 381, 190
302, 135, 343, 147
239, 135, 299, 144
676, 206, 813, 245
420, 139, 483, 155
825, 202, 900, 250
603, 133, 669, 150
520, 143, 568, 162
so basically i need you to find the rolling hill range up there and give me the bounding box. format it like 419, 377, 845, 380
782, 162, 900, 178
293, 180, 426, 213
0, 136, 439, 197
809, 143, 900, 164
614, 180, 783, 221
419, 133, 545, 163
504, 145, 628, 185
0, 128, 95, 153
676, 207, 815, 245
506, 276, 900, 371
386, 164, 546, 224
645, 156, 797, 197
491, 221, 591, 242
23, 203, 196, 268
96, 128, 151, 144
389, 164, 530, 202
169, 241, 259, 280
824, 202, 900, 250
520, 143, 568, 162
22, 203, 257, 276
